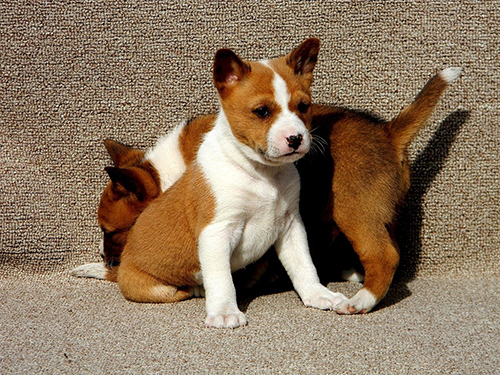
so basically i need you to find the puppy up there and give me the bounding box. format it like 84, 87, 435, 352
298, 67, 462, 314
70, 115, 214, 280
116, 38, 346, 328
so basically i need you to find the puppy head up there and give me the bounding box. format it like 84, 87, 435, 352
97, 140, 160, 266
213, 38, 320, 166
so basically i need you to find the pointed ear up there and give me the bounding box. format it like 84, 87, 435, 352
213, 49, 251, 98
103, 139, 144, 167
286, 38, 320, 80
104, 166, 148, 201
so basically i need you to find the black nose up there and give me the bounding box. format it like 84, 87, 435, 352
286, 134, 303, 150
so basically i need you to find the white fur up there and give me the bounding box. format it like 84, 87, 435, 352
262, 62, 311, 161
197, 71, 346, 328
440, 67, 462, 84
266, 70, 311, 158
144, 120, 188, 191
335, 288, 377, 314
70, 263, 107, 280
99, 239, 104, 258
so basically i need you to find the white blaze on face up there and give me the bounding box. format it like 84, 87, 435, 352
261, 64, 310, 161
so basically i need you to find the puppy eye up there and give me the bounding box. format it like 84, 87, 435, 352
298, 102, 310, 114
253, 106, 271, 119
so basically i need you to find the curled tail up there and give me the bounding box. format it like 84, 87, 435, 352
387, 67, 462, 151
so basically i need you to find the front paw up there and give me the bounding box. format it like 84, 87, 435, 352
303, 285, 347, 310
335, 288, 377, 314
205, 311, 247, 329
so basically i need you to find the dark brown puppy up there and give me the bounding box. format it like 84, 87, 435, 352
98, 140, 161, 269
70, 115, 215, 282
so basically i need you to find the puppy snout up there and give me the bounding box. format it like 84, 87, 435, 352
286, 134, 303, 151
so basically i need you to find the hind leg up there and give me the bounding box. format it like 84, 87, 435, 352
117, 263, 192, 303
335, 224, 399, 314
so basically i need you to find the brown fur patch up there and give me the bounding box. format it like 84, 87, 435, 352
218, 61, 278, 152
178, 114, 216, 164
103, 139, 145, 168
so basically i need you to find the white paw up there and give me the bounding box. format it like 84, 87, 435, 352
335, 288, 377, 314
69, 263, 107, 279
205, 311, 247, 329
303, 285, 347, 310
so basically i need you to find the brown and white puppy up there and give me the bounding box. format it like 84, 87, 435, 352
298, 67, 462, 314
115, 38, 347, 328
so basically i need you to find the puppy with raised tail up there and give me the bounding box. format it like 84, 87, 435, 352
300, 66, 463, 314
116, 38, 345, 328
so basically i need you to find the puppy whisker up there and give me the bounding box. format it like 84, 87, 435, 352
309, 134, 328, 157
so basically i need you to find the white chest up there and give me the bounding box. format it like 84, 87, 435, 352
197, 118, 302, 272
203, 161, 300, 271
229, 181, 290, 269
238, 185, 297, 272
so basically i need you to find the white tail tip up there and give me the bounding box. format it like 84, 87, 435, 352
70, 262, 108, 280
440, 67, 462, 84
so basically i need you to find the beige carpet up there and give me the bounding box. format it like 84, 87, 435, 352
2, 273, 499, 374
1, 1, 498, 373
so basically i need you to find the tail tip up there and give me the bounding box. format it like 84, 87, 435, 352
440, 67, 462, 84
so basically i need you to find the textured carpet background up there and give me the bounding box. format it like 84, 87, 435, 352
1, 1, 499, 374
1, 1, 498, 276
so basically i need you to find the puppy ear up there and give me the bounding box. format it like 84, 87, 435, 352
213, 49, 251, 97
103, 139, 144, 168
286, 38, 320, 80
104, 166, 148, 202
